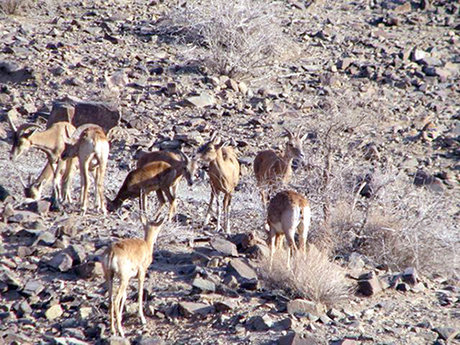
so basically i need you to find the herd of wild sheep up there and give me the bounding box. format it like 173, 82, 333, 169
6, 116, 311, 337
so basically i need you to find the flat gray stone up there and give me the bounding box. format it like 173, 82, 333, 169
287, 299, 324, 317
48, 252, 73, 272
184, 92, 215, 108
178, 302, 215, 317
192, 277, 216, 293
210, 237, 238, 257
226, 258, 257, 281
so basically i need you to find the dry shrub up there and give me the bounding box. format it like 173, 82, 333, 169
0, 0, 30, 14
157, 0, 295, 78
291, 91, 458, 278
260, 245, 351, 307
355, 173, 459, 277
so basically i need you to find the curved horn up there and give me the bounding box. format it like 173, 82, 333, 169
152, 216, 165, 227
69, 124, 101, 142
209, 130, 218, 142
18, 175, 28, 188
16, 123, 41, 137
6, 113, 17, 133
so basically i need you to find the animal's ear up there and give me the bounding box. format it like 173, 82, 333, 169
216, 140, 228, 149
179, 150, 190, 164
284, 128, 294, 139
152, 216, 165, 228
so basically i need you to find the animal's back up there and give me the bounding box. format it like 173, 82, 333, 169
267, 190, 309, 226
137, 151, 181, 169
50, 122, 76, 152
254, 150, 284, 184
104, 239, 150, 278
210, 147, 240, 193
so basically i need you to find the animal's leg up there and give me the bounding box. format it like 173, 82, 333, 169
79, 157, 91, 215
223, 193, 232, 233
268, 229, 276, 271
114, 278, 129, 338
61, 157, 76, 203
163, 188, 175, 221
137, 270, 146, 325
215, 192, 221, 232
204, 191, 215, 225
153, 190, 166, 220
96, 153, 108, 214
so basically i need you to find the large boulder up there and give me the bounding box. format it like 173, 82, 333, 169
47, 96, 121, 133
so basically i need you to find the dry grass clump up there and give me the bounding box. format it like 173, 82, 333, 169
260, 245, 351, 307
0, 0, 30, 14
157, 0, 294, 78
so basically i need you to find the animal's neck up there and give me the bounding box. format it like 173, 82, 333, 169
215, 149, 226, 164
30, 132, 57, 153
281, 150, 294, 170
145, 229, 158, 253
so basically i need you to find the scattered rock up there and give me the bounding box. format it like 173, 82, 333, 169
226, 258, 257, 281
210, 237, 238, 257
34, 231, 56, 246
192, 277, 216, 293
46, 304, 64, 320
0, 185, 10, 202
26, 200, 51, 215
273, 317, 293, 331
433, 327, 459, 341
331, 339, 360, 345
183, 93, 215, 108
74, 261, 103, 279
214, 299, 237, 312
48, 251, 74, 272
287, 299, 324, 317
402, 267, 418, 285
178, 302, 215, 318
0, 61, 34, 84
79, 307, 92, 320
22, 280, 44, 296
108, 337, 130, 345
246, 314, 273, 331
48, 96, 121, 132
358, 272, 383, 296
55, 217, 78, 238
7, 210, 40, 224
278, 332, 319, 345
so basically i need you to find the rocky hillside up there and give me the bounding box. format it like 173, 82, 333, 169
0, 0, 458, 344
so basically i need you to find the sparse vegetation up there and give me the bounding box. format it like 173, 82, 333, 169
292, 93, 459, 278
0, 0, 30, 14
157, 0, 295, 78
260, 245, 351, 307
350, 173, 458, 277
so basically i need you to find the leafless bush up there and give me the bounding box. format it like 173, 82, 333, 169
260, 245, 351, 307
355, 173, 458, 277
0, 0, 30, 14
157, 0, 296, 78
289, 91, 458, 278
